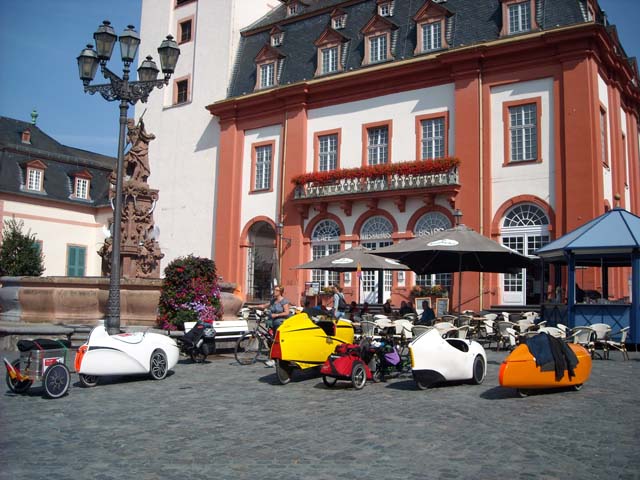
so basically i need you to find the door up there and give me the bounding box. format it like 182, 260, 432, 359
500, 204, 550, 305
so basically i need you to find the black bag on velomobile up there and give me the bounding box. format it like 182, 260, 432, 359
179, 322, 206, 348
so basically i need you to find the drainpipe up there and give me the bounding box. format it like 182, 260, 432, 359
277, 112, 288, 283
478, 64, 485, 310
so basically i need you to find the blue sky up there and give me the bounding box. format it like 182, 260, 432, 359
0, 0, 638, 157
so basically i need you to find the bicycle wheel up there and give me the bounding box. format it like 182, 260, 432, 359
235, 332, 262, 365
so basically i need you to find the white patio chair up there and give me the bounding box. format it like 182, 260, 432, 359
453, 325, 470, 339
496, 321, 518, 351
360, 320, 379, 340
568, 327, 596, 357
456, 315, 472, 328
412, 325, 434, 338
590, 323, 612, 359
477, 319, 498, 349
394, 319, 414, 340
538, 326, 566, 339
605, 327, 630, 360
517, 318, 535, 334
434, 321, 455, 337
483, 313, 498, 322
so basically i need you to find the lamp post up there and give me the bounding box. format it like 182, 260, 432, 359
453, 209, 463, 226
77, 21, 179, 334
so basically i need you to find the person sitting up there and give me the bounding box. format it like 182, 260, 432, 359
347, 301, 360, 319
382, 298, 393, 316
399, 300, 415, 316
257, 285, 291, 331
417, 300, 436, 326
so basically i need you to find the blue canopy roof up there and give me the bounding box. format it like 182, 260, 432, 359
535, 207, 640, 265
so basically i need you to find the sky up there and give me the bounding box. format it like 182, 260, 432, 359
0, 0, 639, 158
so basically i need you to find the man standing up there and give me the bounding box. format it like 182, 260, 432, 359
332, 285, 346, 319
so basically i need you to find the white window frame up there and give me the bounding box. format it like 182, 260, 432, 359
260, 62, 275, 88
509, 103, 537, 162
421, 22, 442, 52
379, 2, 391, 17
509, 2, 531, 33
322, 46, 339, 74
318, 134, 338, 171
369, 34, 387, 63
74, 177, 89, 199
254, 145, 272, 190
332, 15, 346, 29
27, 168, 43, 191
421, 117, 445, 159
367, 126, 389, 165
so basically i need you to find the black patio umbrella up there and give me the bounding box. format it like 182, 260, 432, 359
295, 246, 408, 303
372, 225, 533, 314
295, 245, 409, 272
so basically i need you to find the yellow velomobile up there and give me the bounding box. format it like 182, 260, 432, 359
270, 312, 354, 384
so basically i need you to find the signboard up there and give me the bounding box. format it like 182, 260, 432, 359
435, 298, 449, 318
305, 282, 320, 296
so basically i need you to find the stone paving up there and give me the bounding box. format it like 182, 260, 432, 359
0, 347, 638, 479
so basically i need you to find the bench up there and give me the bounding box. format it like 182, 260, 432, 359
183, 320, 249, 343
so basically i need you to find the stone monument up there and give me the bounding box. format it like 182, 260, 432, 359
99, 117, 164, 278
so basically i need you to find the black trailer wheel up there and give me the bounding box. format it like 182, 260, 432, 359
322, 375, 338, 388
275, 360, 293, 385
6, 359, 32, 393
150, 349, 168, 380
351, 361, 367, 390
190, 343, 209, 363
43, 363, 70, 399
368, 354, 383, 383
79, 374, 99, 388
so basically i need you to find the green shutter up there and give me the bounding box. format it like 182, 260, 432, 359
67, 246, 86, 277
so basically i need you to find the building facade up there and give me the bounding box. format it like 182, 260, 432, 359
0, 116, 114, 276
136, 0, 274, 271
206, 0, 640, 310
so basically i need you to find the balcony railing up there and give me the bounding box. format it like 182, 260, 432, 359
293, 166, 459, 200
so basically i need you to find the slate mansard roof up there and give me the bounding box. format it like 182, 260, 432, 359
227, 0, 597, 98
0, 116, 115, 208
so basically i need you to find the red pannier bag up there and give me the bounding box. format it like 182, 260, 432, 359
320, 343, 363, 378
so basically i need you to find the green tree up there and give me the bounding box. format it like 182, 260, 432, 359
0, 219, 44, 276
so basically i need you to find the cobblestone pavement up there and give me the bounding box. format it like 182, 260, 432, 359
1, 347, 638, 480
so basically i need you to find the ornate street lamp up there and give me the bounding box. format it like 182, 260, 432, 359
77, 21, 179, 334
453, 209, 463, 226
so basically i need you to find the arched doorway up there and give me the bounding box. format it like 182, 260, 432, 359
414, 212, 453, 296
246, 221, 276, 302
311, 219, 341, 288
500, 204, 550, 305
360, 215, 393, 303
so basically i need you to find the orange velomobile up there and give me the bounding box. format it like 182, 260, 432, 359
499, 342, 592, 397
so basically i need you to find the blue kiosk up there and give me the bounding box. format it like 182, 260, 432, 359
536, 207, 640, 344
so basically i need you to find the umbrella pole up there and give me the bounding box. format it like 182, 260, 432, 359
457, 255, 462, 318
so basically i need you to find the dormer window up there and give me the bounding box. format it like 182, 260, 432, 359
260, 63, 275, 88
270, 26, 284, 47
23, 159, 47, 193
314, 27, 347, 76
413, 1, 451, 54
378, 1, 393, 17
72, 170, 92, 200
271, 33, 283, 47
500, 0, 537, 36
287, 1, 299, 16
361, 15, 397, 66
254, 44, 284, 90
27, 168, 43, 191
21, 128, 32, 144
332, 15, 346, 29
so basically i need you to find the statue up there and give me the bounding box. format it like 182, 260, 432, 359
125, 117, 155, 183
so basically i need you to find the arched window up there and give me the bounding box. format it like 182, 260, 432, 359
415, 212, 451, 236
311, 220, 341, 286
361, 216, 393, 240
501, 203, 550, 305
360, 216, 393, 301
415, 212, 452, 291
503, 204, 549, 227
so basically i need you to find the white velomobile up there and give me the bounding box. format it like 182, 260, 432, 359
74, 326, 179, 387
408, 327, 486, 390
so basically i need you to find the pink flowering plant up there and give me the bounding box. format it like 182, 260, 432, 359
157, 255, 223, 330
